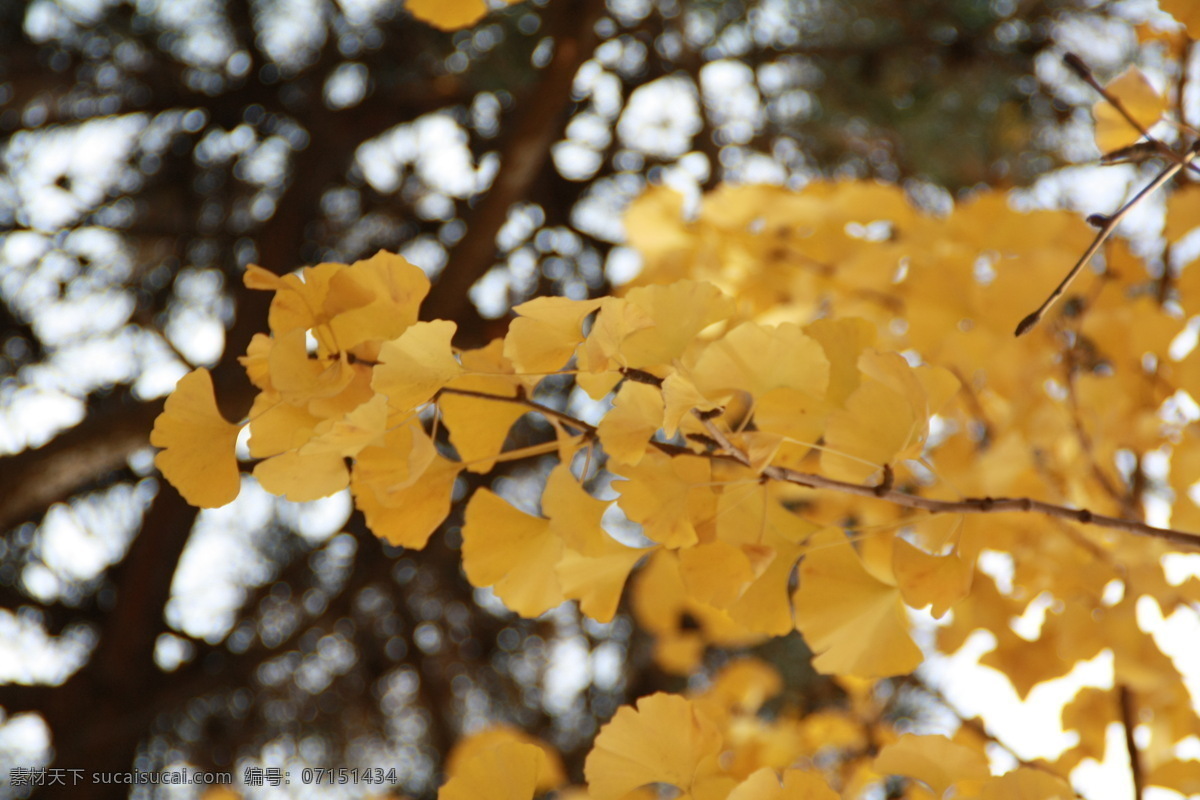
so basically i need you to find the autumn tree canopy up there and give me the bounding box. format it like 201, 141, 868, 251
5, 1, 1200, 799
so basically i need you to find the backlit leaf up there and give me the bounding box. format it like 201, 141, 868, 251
150, 368, 242, 508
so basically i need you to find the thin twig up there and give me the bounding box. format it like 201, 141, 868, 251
1015, 145, 1200, 336
437, 384, 598, 435
1120, 685, 1145, 800
1063, 53, 1195, 173
438, 386, 1200, 549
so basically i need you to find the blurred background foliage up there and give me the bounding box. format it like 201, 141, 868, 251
0, 0, 1161, 797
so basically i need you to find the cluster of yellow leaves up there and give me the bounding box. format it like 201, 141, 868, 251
154, 9, 1200, 791
155, 250, 971, 680
618, 95, 1200, 790
433, 659, 1075, 800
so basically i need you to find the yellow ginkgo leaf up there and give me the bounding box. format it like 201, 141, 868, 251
240, 333, 273, 389
441, 340, 529, 474
372, 320, 463, 412
699, 659, 783, 717
661, 370, 721, 437
504, 295, 602, 374
726, 768, 840, 800
326, 251, 430, 353
979, 768, 1074, 800
892, 538, 973, 619
804, 317, 877, 406
245, 390, 320, 458
617, 280, 735, 368
678, 541, 757, 608
461, 489, 565, 618
1147, 759, 1200, 796
793, 529, 922, 678
150, 368, 242, 508
581, 297, 657, 372
821, 351, 957, 483
352, 420, 438, 503
351, 454, 461, 549
252, 450, 349, 502
615, 451, 717, 548
267, 329, 356, 406
437, 740, 544, 800
542, 464, 611, 557
247, 261, 342, 345
584, 693, 724, 800
1166, 185, 1200, 242
874, 734, 990, 798
598, 380, 664, 466
1093, 67, 1167, 152
445, 728, 566, 792
692, 321, 829, 403
300, 394, 388, 458
556, 540, 651, 623
713, 487, 813, 635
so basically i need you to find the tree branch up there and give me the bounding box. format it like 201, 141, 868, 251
428, 385, 1200, 549
420, 0, 607, 337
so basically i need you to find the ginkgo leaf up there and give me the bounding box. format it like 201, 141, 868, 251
874, 734, 989, 798
892, 538, 973, 619
804, 317, 877, 406
692, 321, 830, 404
461, 489, 565, 618
267, 328, 356, 405
1165, 186, 1200, 243
542, 464, 611, 557
678, 541, 758, 608
1147, 759, 1200, 795
445, 728, 566, 792
245, 390, 320, 458
441, 340, 529, 473
372, 320, 463, 412
617, 281, 735, 368
615, 451, 717, 548
582, 296, 657, 371
726, 768, 839, 800
793, 529, 922, 678
585, 693, 724, 800
661, 371, 721, 437
150, 368, 242, 508
247, 261, 342, 345
325, 250, 430, 353
557, 538, 650, 623
240, 333, 273, 389
979, 768, 1074, 800
300, 394, 388, 458
253, 450, 349, 502
631, 549, 765, 673
598, 380, 664, 466
1093, 67, 1167, 152
699, 659, 783, 716
504, 295, 602, 374
821, 352, 957, 482
352, 420, 438, 503
351, 454, 461, 549
437, 740, 544, 800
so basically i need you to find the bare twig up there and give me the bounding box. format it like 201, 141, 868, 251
1062, 52, 1194, 173
1015, 144, 1200, 336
